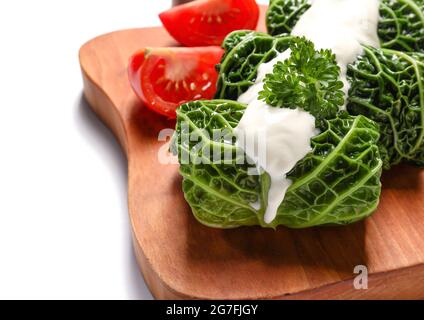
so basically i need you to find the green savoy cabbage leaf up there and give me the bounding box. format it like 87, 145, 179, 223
347, 47, 424, 168
379, 0, 424, 52
266, 0, 424, 53
266, 0, 312, 37
172, 100, 269, 228
215, 33, 293, 100
172, 100, 383, 228
275, 113, 383, 228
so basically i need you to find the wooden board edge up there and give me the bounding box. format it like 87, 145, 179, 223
79, 49, 129, 155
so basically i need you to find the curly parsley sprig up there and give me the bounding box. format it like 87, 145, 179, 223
259, 37, 345, 120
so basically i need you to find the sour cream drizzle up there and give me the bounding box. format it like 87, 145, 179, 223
235, 0, 380, 224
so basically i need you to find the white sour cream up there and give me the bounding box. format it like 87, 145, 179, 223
234, 100, 319, 223
235, 0, 380, 224
292, 0, 381, 100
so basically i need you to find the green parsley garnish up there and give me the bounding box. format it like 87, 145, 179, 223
259, 37, 345, 120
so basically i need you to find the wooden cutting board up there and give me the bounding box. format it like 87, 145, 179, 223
79, 5, 424, 299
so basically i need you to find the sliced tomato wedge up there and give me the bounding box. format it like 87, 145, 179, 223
128, 47, 223, 118
159, 0, 259, 47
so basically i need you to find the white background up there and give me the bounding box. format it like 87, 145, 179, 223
0, 0, 267, 299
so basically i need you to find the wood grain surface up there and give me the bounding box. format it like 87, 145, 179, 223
79, 6, 424, 299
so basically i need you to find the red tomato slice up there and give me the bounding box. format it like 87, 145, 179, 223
159, 0, 259, 47
128, 47, 223, 118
